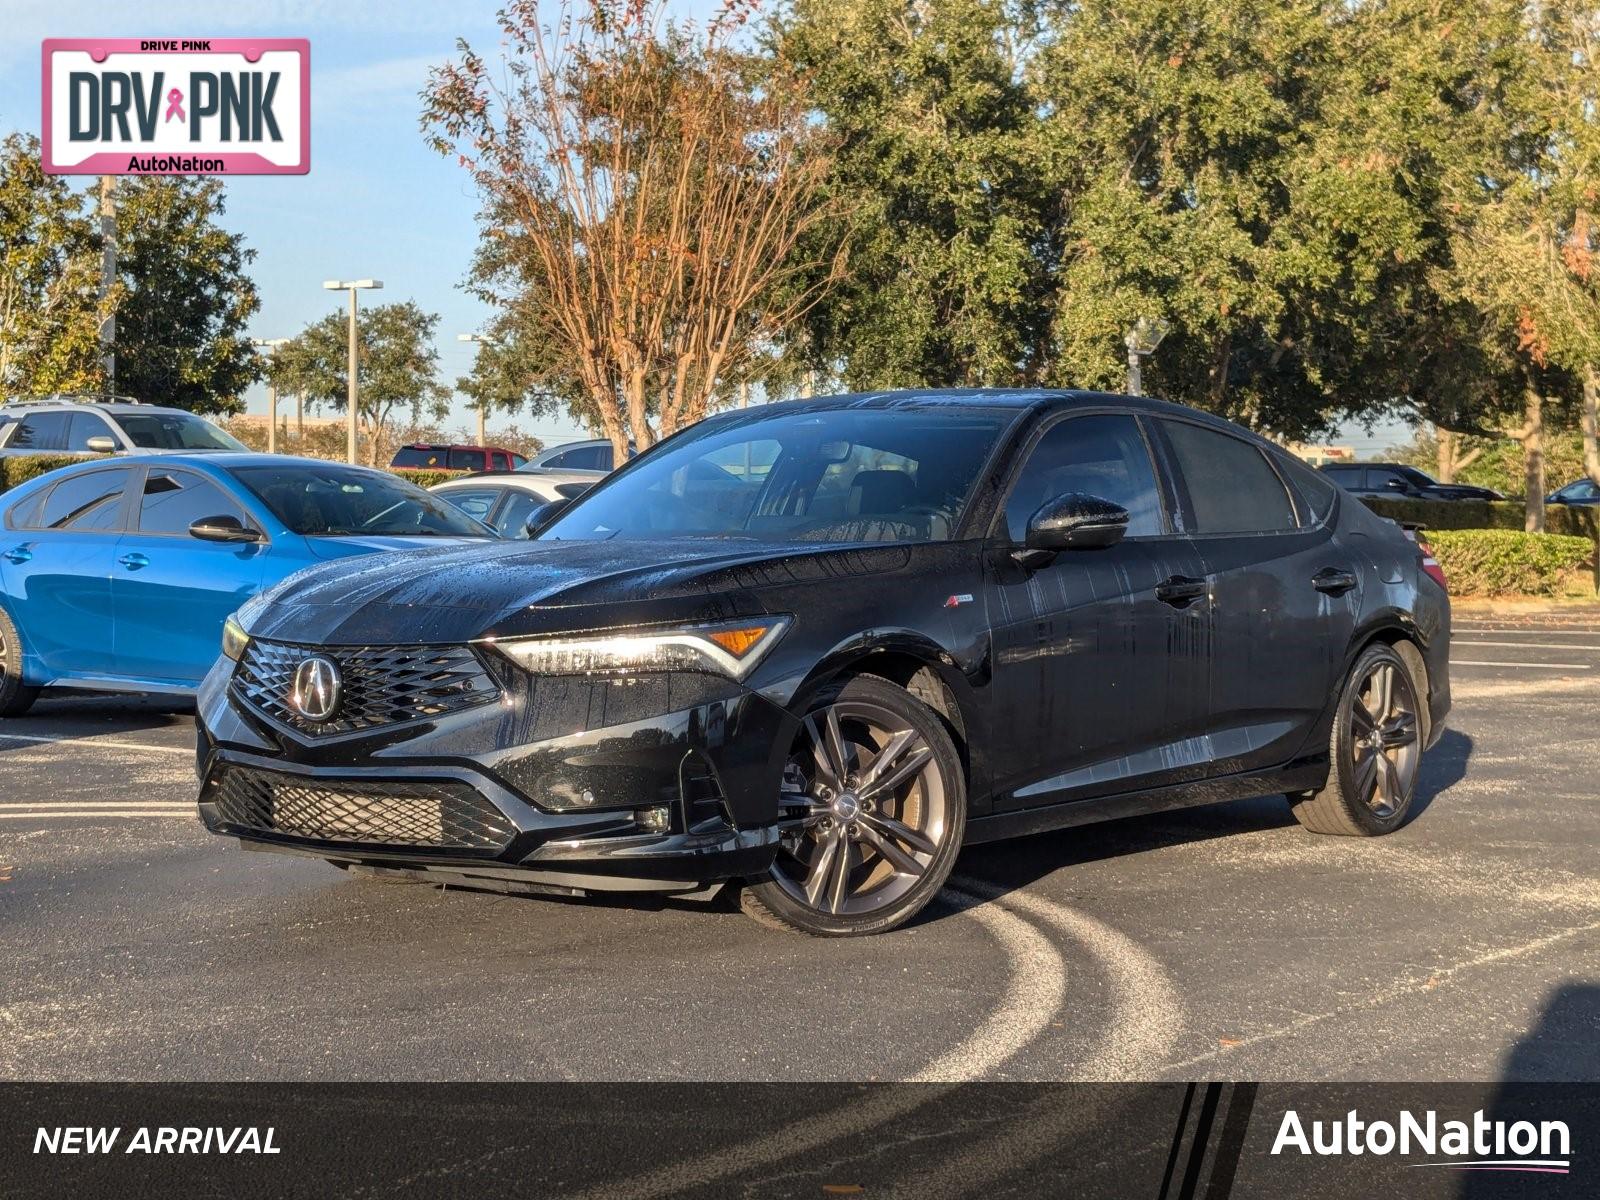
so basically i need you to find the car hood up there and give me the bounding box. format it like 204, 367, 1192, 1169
241, 536, 915, 645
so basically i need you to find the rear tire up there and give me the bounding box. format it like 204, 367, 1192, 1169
1289, 642, 1423, 836
0, 604, 40, 718
741, 674, 966, 936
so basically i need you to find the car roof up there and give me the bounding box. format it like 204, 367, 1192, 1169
708, 387, 1273, 438
0, 398, 192, 414
433, 469, 597, 489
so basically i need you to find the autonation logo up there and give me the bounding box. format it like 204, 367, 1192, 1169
1272, 1108, 1572, 1175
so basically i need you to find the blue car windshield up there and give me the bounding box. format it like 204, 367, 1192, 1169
232, 465, 488, 537
540, 408, 1014, 544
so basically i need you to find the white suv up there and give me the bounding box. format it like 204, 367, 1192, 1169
0, 397, 247, 457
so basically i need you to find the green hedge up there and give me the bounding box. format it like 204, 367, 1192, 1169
1360, 495, 1599, 541
389, 468, 469, 489
1427, 529, 1595, 597
0, 454, 104, 492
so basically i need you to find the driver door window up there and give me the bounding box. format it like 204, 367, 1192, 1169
1002, 414, 1165, 540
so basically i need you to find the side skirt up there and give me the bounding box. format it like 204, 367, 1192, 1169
962, 761, 1327, 847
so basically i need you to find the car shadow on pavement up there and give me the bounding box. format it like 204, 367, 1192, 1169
950, 728, 1476, 911
1495, 982, 1600, 1082
0, 692, 196, 751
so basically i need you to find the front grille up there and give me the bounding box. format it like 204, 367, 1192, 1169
209, 764, 516, 853
232, 640, 498, 737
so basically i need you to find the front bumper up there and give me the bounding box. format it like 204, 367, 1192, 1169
194, 649, 796, 894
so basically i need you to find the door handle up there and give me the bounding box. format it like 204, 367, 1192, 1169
1312, 567, 1357, 595
1155, 575, 1207, 608
1, 546, 32, 565
118, 553, 149, 571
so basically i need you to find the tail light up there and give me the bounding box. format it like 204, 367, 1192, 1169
1416, 535, 1448, 590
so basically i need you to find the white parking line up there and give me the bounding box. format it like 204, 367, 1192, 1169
0, 811, 194, 819
1451, 660, 1593, 670
1459, 630, 1600, 640
1454, 639, 1600, 651
0, 800, 190, 809
0, 732, 190, 756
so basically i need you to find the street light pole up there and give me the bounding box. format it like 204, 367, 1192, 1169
457, 332, 492, 446
323, 280, 383, 463
1124, 317, 1172, 398
251, 338, 288, 453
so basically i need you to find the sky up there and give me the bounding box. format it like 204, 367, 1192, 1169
2, 0, 1410, 457
2, 0, 602, 445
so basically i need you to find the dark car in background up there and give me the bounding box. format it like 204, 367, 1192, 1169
1321, 461, 1502, 502
1547, 478, 1600, 506
197, 390, 1450, 937
390, 443, 527, 473
0, 456, 491, 715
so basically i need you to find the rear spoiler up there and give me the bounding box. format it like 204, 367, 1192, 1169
1390, 519, 1426, 542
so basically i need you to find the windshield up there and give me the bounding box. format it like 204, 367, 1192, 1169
111, 411, 248, 451
540, 408, 1015, 544
232, 464, 491, 537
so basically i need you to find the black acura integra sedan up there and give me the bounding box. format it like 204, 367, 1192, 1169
196, 390, 1450, 936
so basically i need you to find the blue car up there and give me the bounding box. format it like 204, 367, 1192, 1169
0, 454, 493, 715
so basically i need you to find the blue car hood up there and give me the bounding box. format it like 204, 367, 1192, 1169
302, 534, 487, 561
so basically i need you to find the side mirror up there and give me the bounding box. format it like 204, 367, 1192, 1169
522, 497, 571, 538
85, 435, 117, 453
189, 514, 263, 544
1018, 493, 1130, 564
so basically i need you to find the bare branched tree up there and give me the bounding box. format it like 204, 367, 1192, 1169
424, 0, 850, 463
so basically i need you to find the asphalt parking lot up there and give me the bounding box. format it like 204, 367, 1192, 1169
2, 610, 1597, 1084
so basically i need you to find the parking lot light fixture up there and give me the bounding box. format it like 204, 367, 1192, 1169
251, 338, 289, 454
1124, 316, 1172, 397
458, 332, 494, 446
322, 280, 384, 463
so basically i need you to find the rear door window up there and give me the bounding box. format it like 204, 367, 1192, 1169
449, 449, 488, 472
12, 412, 71, 450
1159, 420, 1297, 534
34, 468, 135, 531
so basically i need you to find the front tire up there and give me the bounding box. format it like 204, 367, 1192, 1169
0, 604, 40, 718
1290, 642, 1423, 836
741, 675, 966, 936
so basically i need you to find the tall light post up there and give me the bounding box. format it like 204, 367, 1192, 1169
457, 332, 494, 446
323, 279, 383, 463
1124, 316, 1172, 397
251, 338, 288, 453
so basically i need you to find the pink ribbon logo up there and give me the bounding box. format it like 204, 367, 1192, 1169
164, 88, 185, 123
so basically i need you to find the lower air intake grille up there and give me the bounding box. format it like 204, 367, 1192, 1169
209, 765, 516, 853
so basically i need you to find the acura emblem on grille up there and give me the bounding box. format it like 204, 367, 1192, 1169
288, 655, 343, 722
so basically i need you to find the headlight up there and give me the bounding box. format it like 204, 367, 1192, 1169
221, 615, 251, 662
492, 617, 790, 680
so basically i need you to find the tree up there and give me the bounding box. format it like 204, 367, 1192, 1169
111, 175, 262, 414
0, 134, 110, 394
424, 0, 850, 464
770, 0, 1055, 391
1036, 0, 1531, 442
270, 301, 450, 464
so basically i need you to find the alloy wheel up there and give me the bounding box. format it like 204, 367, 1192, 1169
772, 699, 949, 917
1348, 658, 1419, 819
